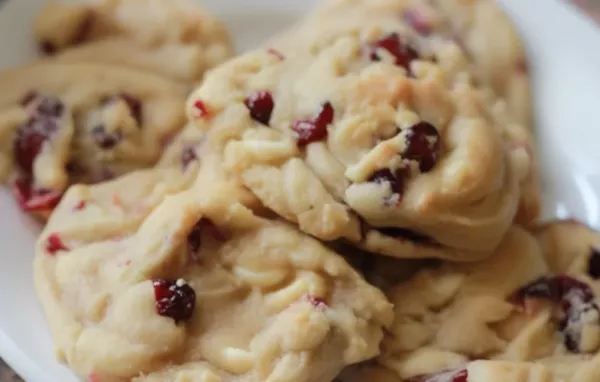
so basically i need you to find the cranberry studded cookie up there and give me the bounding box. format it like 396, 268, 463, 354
0, 62, 187, 216
34, 177, 394, 381
338, 221, 600, 382
184, 30, 530, 262
270, 0, 540, 224
34, 0, 234, 83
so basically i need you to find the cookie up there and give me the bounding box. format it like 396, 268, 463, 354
184, 30, 530, 262
269, 0, 540, 224
338, 359, 600, 382
344, 221, 600, 381
0, 62, 187, 216
34, 0, 234, 83
34, 174, 394, 381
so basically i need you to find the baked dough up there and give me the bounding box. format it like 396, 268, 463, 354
270, 0, 539, 224
339, 221, 600, 381
34, 0, 234, 83
0, 62, 187, 215
183, 28, 530, 261
34, 171, 393, 381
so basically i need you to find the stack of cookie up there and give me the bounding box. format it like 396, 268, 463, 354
8, 0, 600, 381
0, 0, 233, 217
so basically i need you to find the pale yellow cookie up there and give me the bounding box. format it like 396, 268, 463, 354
341, 221, 600, 382
34, 0, 234, 83
35, 174, 393, 381
183, 31, 529, 262
0, 62, 186, 216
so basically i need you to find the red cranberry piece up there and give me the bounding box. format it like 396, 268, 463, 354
74, 200, 87, 211
91, 125, 122, 149
403, 122, 441, 173
511, 276, 561, 304
14, 127, 47, 175
306, 295, 328, 309
152, 279, 196, 322
45, 233, 69, 255
588, 248, 600, 279
403, 9, 433, 35
267, 48, 285, 61
192, 100, 210, 118
24, 190, 62, 212
13, 178, 62, 212
561, 286, 600, 352
181, 145, 198, 170
369, 168, 407, 198
244, 91, 275, 126
368, 32, 419, 69
33, 96, 65, 118
512, 275, 600, 353
14, 94, 65, 175
291, 102, 334, 146
408, 369, 468, 382
187, 219, 224, 261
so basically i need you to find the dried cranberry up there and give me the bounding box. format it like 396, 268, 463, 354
306, 295, 328, 309
403, 122, 441, 173
74, 200, 87, 211
403, 9, 433, 35
187, 219, 223, 261
14, 127, 47, 175
244, 91, 275, 126
13, 178, 63, 212
407, 369, 468, 382
588, 248, 600, 279
152, 279, 196, 322
45, 233, 69, 255
192, 100, 210, 118
369, 168, 407, 198
14, 94, 65, 175
91, 125, 122, 149
23, 190, 62, 212
511, 276, 561, 303
314, 102, 334, 127
561, 286, 600, 352
368, 33, 419, 69
267, 48, 285, 61
181, 145, 198, 170
291, 102, 334, 146
33, 96, 65, 117
512, 275, 600, 353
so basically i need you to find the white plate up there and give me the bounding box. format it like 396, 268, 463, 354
0, 0, 599, 381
